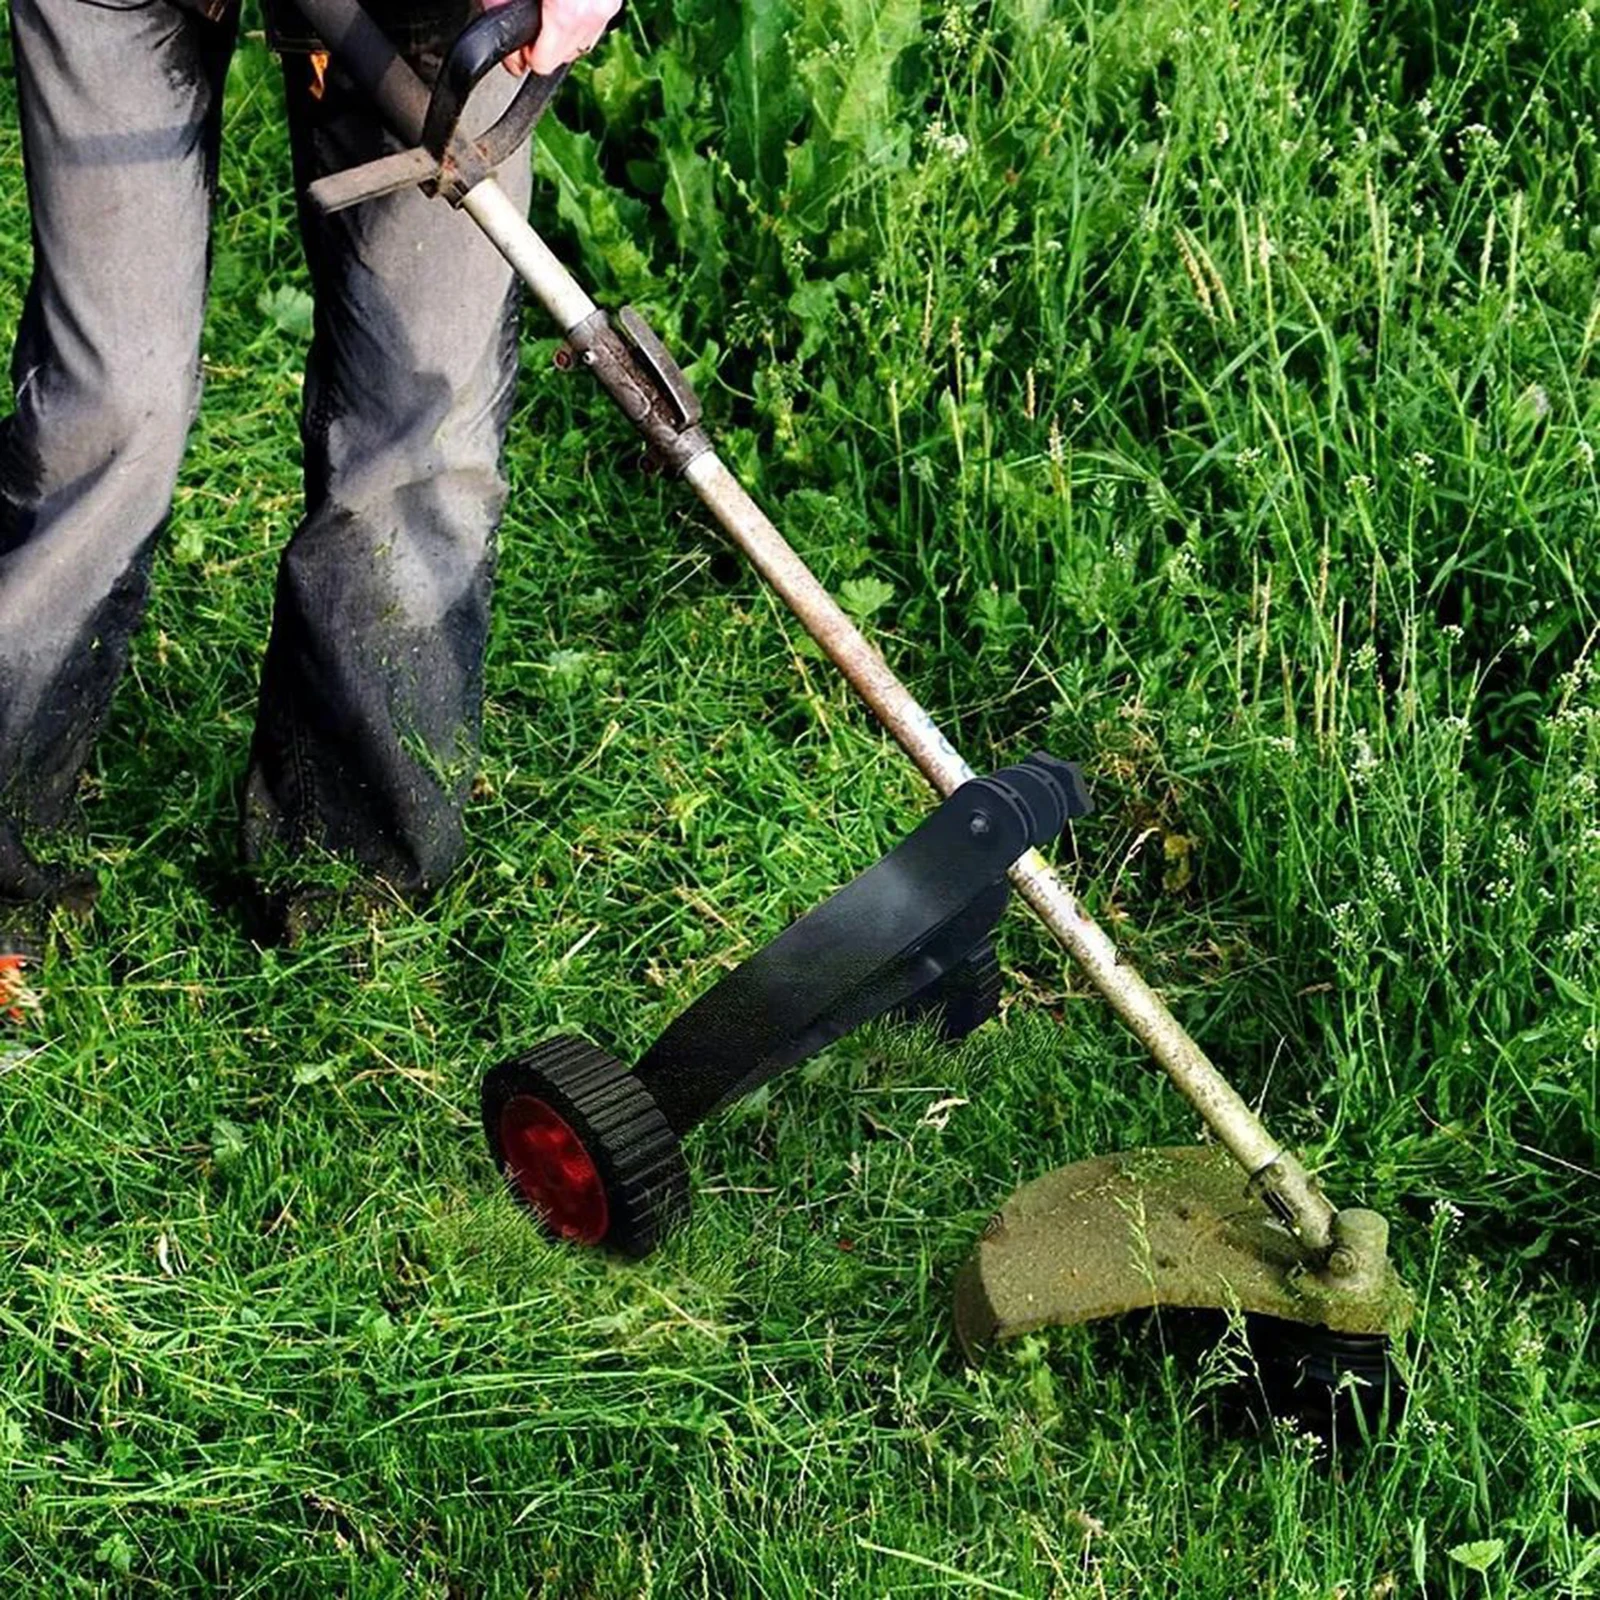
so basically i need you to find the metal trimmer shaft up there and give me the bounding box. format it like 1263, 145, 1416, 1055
292, 0, 1339, 1254
468, 176, 1337, 1253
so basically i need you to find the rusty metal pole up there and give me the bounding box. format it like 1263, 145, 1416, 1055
454, 185, 1339, 1250
282, 0, 1340, 1249
677, 455, 1337, 1249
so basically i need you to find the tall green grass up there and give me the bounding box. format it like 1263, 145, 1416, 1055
0, 0, 1594, 1593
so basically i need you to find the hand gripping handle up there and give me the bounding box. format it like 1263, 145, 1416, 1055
420, 0, 569, 171
291, 0, 568, 212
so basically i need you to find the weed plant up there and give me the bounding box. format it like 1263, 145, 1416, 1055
0, 0, 1595, 1594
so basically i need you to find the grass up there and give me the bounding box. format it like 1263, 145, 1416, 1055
1, 0, 1597, 1593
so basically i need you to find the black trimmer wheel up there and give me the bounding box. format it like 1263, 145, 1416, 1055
897, 939, 1002, 1043
481, 1037, 690, 1257
1245, 1315, 1407, 1443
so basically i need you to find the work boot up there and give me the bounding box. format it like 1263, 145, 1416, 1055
0, 817, 98, 913
237, 867, 407, 951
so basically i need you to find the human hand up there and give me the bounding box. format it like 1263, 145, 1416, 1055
483, 0, 621, 76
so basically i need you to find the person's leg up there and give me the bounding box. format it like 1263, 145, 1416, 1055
0, 0, 235, 907
241, 38, 531, 902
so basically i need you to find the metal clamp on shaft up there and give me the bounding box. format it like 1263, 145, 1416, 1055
560, 308, 713, 475
1248, 1151, 1335, 1252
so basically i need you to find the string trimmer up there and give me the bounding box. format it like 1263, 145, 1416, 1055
294, 0, 1412, 1431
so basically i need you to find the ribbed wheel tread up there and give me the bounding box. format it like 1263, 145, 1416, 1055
482, 1036, 690, 1257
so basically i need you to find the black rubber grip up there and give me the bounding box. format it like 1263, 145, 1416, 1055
421, 0, 565, 168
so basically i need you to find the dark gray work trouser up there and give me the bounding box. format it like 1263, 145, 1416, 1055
0, 0, 530, 904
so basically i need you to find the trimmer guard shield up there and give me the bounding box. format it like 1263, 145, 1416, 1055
954, 1145, 1411, 1358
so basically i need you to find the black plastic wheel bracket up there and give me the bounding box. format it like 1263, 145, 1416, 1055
635, 752, 1091, 1136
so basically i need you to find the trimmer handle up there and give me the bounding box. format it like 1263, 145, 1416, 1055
292, 0, 569, 212
420, 0, 568, 171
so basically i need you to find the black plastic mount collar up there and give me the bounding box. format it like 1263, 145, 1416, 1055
635, 752, 1092, 1136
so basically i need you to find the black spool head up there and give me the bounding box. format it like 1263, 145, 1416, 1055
1245, 1315, 1407, 1444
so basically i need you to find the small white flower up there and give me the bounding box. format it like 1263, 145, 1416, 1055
921, 119, 970, 161
1166, 545, 1201, 586
1350, 727, 1380, 785
1494, 830, 1530, 866
1329, 901, 1364, 958
1507, 1315, 1545, 1372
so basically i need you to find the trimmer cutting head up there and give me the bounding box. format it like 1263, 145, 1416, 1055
955, 1146, 1411, 1436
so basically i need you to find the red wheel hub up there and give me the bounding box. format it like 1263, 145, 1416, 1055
497, 1095, 609, 1244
